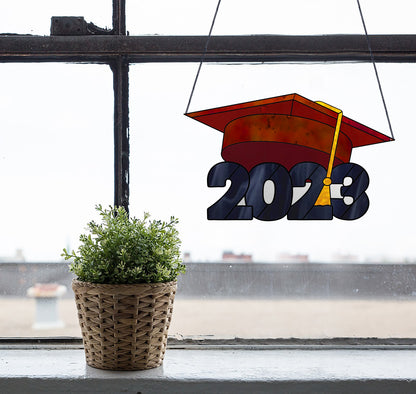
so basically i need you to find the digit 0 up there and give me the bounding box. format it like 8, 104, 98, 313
246, 163, 292, 221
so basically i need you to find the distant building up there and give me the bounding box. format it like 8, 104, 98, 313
183, 252, 192, 263
276, 253, 309, 263
222, 251, 253, 263
331, 253, 359, 263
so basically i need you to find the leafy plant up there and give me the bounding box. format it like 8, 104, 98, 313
62, 205, 185, 284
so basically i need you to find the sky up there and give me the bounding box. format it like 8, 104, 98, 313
1, 1, 416, 262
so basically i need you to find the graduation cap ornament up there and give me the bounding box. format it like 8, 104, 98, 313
186, 93, 393, 221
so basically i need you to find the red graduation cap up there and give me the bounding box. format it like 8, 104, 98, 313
186, 93, 393, 173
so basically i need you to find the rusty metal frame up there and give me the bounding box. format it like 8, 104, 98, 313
1, 0, 415, 211
1, 35, 416, 64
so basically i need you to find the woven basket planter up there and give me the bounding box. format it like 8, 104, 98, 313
72, 279, 177, 371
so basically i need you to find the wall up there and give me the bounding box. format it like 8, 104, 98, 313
1, 262, 416, 299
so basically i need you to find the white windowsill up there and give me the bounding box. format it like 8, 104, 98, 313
2, 345, 416, 393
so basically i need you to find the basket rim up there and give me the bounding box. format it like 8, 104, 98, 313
72, 278, 177, 290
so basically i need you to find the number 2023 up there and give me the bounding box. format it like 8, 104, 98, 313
207, 161, 370, 221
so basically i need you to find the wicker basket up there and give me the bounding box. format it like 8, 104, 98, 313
72, 279, 177, 370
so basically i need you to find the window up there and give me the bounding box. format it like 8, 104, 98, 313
1, 0, 416, 339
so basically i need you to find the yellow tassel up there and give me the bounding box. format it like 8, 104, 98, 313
315, 177, 332, 206
313, 101, 343, 208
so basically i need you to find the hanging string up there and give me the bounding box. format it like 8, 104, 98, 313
357, 0, 395, 140
185, 0, 222, 114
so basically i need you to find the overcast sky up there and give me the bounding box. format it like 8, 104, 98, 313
1, 1, 416, 262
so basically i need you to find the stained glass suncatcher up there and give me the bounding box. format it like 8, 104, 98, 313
186, 94, 393, 221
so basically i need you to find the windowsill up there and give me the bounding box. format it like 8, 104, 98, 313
2, 341, 416, 393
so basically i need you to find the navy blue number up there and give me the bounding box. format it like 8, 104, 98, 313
246, 163, 292, 221
331, 163, 369, 220
207, 162, 253, 220
287, 162, 333, 220
207, 161, 370, 221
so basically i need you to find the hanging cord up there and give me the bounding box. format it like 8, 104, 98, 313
357, 0, 395, 140
185, 0, 222, 114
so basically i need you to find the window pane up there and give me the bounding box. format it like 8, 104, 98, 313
0, 0, 112, 36
0, 64, 112, 337
126, 0, 416, 35
128, 62, 416, 338
0, 64, 113, 261
3, 0, 415, 36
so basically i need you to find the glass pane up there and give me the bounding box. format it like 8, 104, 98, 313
126, 0, 416, 35
0, 0, 112, 36
3, 0, 414, 37
128, 62, 416, 338
0, 63, 113, 337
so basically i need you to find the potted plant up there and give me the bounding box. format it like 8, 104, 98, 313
62, 205, 185, 371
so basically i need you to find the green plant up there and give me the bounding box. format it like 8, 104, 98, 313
62, 205, 185, 284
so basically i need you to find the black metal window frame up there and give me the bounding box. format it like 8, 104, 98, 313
1, 0, 415, 213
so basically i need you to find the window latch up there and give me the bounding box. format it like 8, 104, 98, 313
51, 16, 113, 36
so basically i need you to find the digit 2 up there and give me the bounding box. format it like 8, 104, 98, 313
287, 162, 333, 220
207, 162, 253, 220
